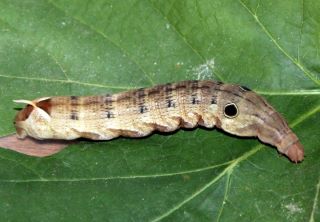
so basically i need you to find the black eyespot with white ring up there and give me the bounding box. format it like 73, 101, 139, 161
224, 103, 238, 118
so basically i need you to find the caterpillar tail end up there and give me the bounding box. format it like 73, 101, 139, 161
284, 140, 304, 163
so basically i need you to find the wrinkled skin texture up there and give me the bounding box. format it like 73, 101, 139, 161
214, 84, 304, 162
14, 80, 304, 162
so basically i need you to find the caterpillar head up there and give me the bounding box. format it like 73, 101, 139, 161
214, 84, 304, 163
14, 98, 52, 140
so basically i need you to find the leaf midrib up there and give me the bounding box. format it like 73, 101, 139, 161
1, 74, 320, 95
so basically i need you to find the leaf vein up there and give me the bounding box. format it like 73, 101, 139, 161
0, 74, 136, 90
256, 89, 320, 96
216, 171, 232, 222
47, 0, 155, 86
151, 146, 262, 222
0, 154, 44, 180
147, 0, 225, 82
309, 176, 320, 222
297, 0, 305, 62
150, 103, 319, 221
2, 73, 319, 95
0, 161, 232, 183
238, 0, 320, 86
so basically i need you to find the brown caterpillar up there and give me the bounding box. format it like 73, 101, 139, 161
14, 80, 304, 162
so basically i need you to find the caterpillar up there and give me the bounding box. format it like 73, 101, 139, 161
13, 80, 304, 162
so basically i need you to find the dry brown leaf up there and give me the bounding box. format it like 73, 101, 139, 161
0, 134, 72, 157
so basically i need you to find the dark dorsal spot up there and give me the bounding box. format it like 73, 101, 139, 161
164, 84, 173, 93
70, 96, 78, 101
224, 103, 238, 118
192, 97, 200, 105
174, 84, 187, 91
190, 80, 199, 89
106, 111, 115, 118
137, 88, 146, 98
167, 99, 175, 108
70, 112, 79, 120
240, 85, 251, 91
36, 99, 52, 115
104, 99, 113, 106
139, 105, 148, 114
211, 96, 217, 104
69, 96, 79, 120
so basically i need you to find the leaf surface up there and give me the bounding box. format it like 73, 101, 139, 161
0, 0, 319, 221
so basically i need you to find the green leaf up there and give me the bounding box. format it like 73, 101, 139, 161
0, 0, 319, 221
